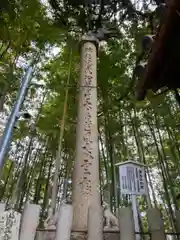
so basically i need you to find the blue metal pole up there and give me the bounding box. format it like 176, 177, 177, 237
0, 66, 34, 170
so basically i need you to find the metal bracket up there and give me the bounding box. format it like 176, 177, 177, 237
87, 27, 119, 41
79, 27, 120, 55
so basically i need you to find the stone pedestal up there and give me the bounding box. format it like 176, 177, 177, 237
36, 231, 119, 240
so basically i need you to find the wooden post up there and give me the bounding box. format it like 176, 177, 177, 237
19, 203, 40, 240
87, 205, 103, 240
72, 35, 101, 230
55, 203, 73, 240
119, 207, 136, 240
147, 208, 166, 240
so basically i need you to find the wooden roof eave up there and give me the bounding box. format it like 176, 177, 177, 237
135, 0, 180, 101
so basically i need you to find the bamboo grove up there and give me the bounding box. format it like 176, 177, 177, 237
0, 0, 179, 233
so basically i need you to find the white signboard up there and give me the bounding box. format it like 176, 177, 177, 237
119, 163, 147, 195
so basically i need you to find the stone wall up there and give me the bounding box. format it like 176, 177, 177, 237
36, 230, 119, 240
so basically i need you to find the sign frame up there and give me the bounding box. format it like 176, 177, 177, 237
116, 160, 148, 196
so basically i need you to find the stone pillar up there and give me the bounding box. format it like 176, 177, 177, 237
119, 207, 136, 240
35, 231, 44, 240
0, 203, 6, 240
72, 35, 101, 230
55, 203, 73, 240
147, 208, 166, 240
0, 202, 5, 215
19, 203, 40, 240
87, 205, 103, 240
